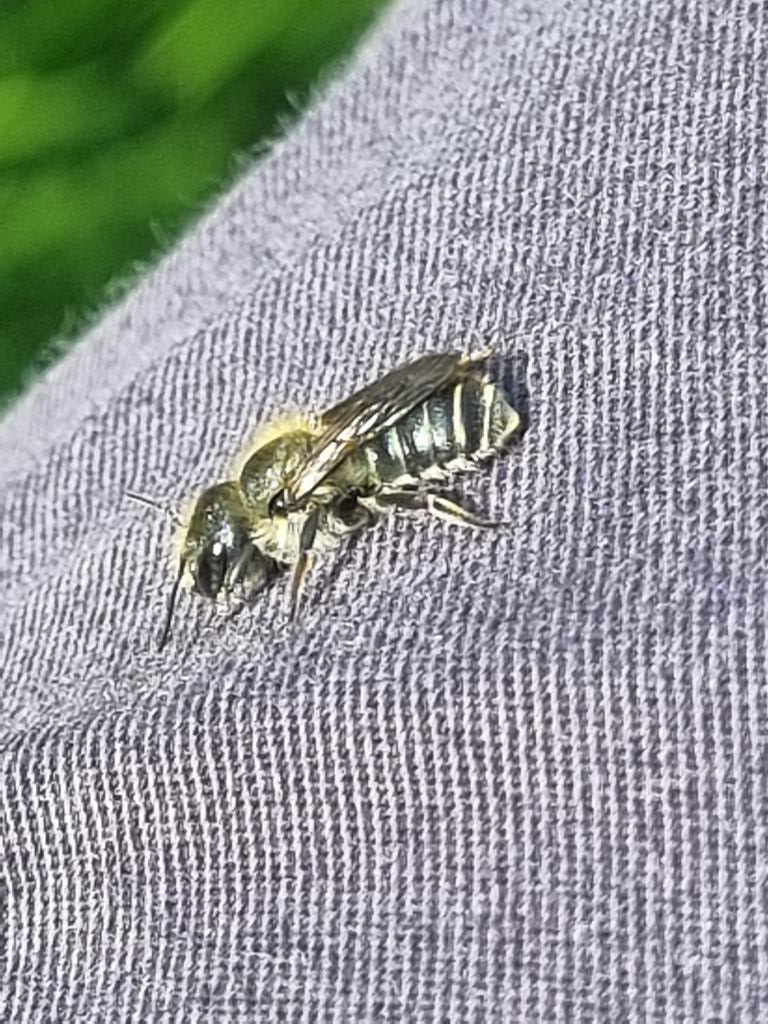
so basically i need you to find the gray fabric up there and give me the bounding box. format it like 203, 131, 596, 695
1, 0, 767, 1018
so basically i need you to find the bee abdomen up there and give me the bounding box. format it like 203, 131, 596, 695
362, 377, 518, 486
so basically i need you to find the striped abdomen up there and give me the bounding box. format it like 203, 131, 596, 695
360, 377, 519, 488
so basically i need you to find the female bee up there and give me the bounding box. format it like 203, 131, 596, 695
147, 349, 520, 647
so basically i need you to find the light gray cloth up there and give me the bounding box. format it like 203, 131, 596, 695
1, 0, 766, 1019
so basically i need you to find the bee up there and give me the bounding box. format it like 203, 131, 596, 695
134, 349, 520, 647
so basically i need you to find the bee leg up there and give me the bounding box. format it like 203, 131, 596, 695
368, 488, 424, 513
287, 508, 320, 620
374, 489, 503, 529
426, 494, 503, 530
288, 552, 314, 620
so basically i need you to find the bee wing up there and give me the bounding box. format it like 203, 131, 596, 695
287, 349, 490, 503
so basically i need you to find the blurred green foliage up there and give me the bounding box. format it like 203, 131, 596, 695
0, 0, 388, 406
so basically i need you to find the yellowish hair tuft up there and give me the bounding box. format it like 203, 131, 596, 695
231, 410, 318, 476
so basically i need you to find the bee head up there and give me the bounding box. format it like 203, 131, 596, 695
160, 481, 277, 648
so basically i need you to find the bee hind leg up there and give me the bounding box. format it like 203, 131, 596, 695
426, 493, 504, 530
374, 489, 504, 529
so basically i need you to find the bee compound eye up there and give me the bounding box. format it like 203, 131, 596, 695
196, 541, 228, 599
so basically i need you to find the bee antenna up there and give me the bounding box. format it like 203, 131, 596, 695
158, 560, 185, 651
126, 489, 183, 528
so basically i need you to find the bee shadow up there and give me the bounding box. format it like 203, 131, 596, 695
495, 349, 531, 438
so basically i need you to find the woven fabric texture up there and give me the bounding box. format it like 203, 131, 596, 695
1, 0, 767, 1019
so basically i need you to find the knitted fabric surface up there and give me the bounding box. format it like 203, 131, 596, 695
1, 0, 766, 1020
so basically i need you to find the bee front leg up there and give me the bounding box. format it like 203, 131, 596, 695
287, 507, 320, 620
